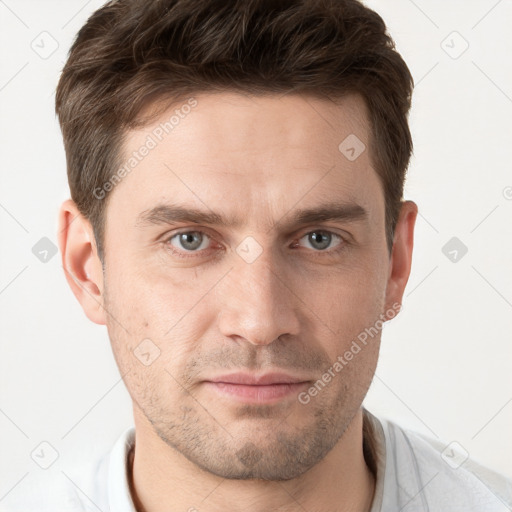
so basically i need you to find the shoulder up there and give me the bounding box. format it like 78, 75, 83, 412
0, 427, 135, 512
0, 456, 108, 512
375, 413, 512, 511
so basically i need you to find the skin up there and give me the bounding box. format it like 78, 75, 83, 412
58, 91, 417, 512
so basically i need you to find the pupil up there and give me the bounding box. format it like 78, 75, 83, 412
181, 232, 201, 250
311, 232, 330, 250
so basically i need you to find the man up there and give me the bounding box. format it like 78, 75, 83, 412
7, 0, 511, 511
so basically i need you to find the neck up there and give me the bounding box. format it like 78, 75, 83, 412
128, 408, 376, 512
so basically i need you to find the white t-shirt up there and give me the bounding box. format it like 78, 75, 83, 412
2, 409, 511, 511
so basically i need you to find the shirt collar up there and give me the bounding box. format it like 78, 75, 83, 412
108, 426, 137, 512
363, 407, 387, 512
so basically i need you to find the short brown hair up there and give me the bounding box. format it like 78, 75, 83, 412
56, 0, 414, 262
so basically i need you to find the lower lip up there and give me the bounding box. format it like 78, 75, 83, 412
204, 381, 309, 403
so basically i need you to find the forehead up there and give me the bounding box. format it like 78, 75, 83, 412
108, 91, 383, 231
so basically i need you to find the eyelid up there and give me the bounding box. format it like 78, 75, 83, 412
162, 229, 217, 258
294, 229, 346, 251
295, 226, 347, 240
160, 227, 222, 254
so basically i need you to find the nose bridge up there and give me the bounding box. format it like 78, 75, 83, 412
217, 246, 300, 345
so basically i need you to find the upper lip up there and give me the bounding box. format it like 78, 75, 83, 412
206, 372, 310, 385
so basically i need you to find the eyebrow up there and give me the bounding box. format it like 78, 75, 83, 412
136, 201, 369, 231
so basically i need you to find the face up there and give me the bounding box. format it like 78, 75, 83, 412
97, 92, 402, 480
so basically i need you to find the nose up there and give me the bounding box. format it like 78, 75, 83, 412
216, 249, 301, 346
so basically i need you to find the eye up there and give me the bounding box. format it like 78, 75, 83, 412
296, 230, 344, 252
162, 228, 347, 260
167, 231, 212, 255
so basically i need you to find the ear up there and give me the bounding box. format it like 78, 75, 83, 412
383, 200, 418, 317
57, 199, 106, 325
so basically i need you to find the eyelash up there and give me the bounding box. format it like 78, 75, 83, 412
161, 229, 348, 260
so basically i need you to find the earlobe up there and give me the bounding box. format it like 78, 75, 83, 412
57, 199, 106, 325
384, 200, 418, 318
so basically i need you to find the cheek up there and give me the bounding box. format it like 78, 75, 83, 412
103, 264, 217, 380
103, 287, 201, 414
311, 260, 386, 328
303, 262, 387, 378
105, 253, 215, 330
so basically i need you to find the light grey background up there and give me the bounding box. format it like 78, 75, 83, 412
1, 0, 511, 503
